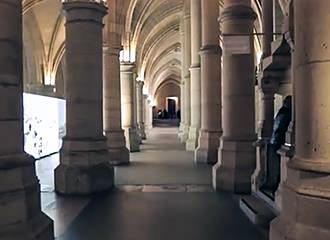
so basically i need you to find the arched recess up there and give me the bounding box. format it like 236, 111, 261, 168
150, 65, 181, 98
154, 79, 181, 112
23, 0, 65, 96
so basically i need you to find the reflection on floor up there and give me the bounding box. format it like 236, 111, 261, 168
37, 154, 91, 238
36, 122, 266, 239
58, 192, 266, 240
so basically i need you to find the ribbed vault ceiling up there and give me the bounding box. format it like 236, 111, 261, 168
22, 0, 278, 98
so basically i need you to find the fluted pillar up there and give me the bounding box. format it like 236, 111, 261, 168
136, 81, 146, 140
271, 1, 330, 239
186, 0, 202, 151
195, 0, 222, 164
120, 62, 140, 152
55, 1, 114, 195
213, 0, 257, 194
0, 1, 54, 238
181, 0, 192, 143
103, 44, 129, 165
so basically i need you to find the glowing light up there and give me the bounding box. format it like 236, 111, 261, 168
44, 72, 56, 86
143, 85, 148, 95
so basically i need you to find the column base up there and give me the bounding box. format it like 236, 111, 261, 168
270, 165, 330, 240
195, 130, 221, 164
55, 138, 114, 195
136, 126, 143, 144
186, 126, 200, 151
213, 138, 256, 194
251, 139, 269, 193
0, 154, 54, 240
145, 123, 153, 131
178, 122, 185, 137
274, 145, 294, 211
138, 123, 147, 140
106, 130, 130, 166
124, 127, 140, 152
180, 125, 190, 143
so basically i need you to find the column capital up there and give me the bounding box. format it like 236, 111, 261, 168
63, 0, 108, 24
200, 45, 222, 55
220, 5, 257, 23
103, 45, 123, 56
136, 80, 144, 88
120, 62, 136, 73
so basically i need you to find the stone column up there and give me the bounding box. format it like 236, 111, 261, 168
136, 81, 146, 140
181, 0, 192, 143
262, 0, 273, 58
144, 96, 153, 131
120, 62, 140, 152
179, 82, 185, 126
55, 1, 113, 195
275, 1, 295, 209
271, 1, 330, 239
195, 0, 222, 164
133, 76, 142, 144
252, 84, 276, 191
143, 94, 151, 133
186, 0, 202, 151
103, 43, 130, 165
213, 0, 257, 194
0, 1, 54, 238
178, 17, 186, 138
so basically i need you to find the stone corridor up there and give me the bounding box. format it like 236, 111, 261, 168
37, 122, 266, 239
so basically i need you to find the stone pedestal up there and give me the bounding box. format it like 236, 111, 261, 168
195, 0, 222, 165
180, 0, 192, 143
270, 1, 330, 239
120, 62, 140, 152
103, 45, 129, 166
136, 81, 146, 140
0, 1, 54, 239
213, 1, 257, 194
186, 0, 201, 151
55, 1, 114, 195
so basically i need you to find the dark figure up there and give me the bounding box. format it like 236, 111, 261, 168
177, 109, 181, 119
162, 109, 168, 119
263, 96, 292, 192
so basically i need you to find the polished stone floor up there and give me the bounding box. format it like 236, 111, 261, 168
58, 192, 266, 240
115, 123, 212, 185
36, 120, 267, 239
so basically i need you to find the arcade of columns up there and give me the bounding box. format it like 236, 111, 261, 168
0, 0, 329, 239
